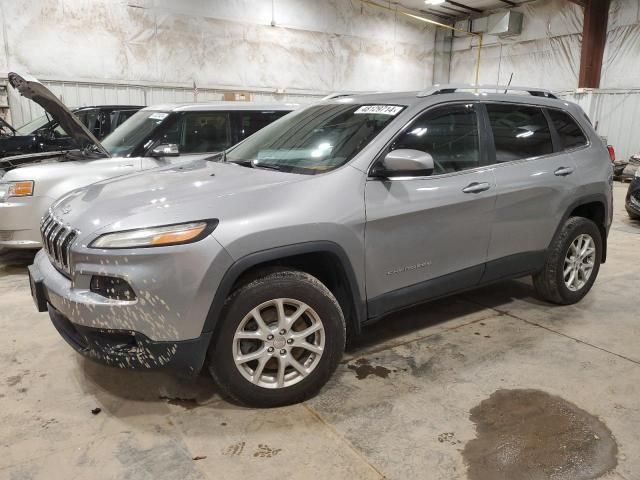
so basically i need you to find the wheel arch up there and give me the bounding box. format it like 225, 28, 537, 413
201, 241, 366, 340
554, 194, 609, 263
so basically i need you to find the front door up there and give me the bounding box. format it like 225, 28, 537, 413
364, 103, 496, 318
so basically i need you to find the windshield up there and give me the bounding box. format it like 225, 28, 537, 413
16, 115, 52, 135
102, 110, 170, 157
226, 103, 404, 174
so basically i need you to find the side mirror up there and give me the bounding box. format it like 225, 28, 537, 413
150, 143, 180, 157
36, 128, 56, 141
372, 149, 435, 178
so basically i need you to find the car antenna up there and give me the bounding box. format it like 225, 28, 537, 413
504, 73, 514, 94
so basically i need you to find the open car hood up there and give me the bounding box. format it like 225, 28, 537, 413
8, 72, 110, 157
0, 116, 16, 136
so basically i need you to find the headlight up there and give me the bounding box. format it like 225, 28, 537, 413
89, 220, 217, 249
0, 181, 34, 201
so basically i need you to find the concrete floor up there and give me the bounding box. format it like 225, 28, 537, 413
1, 182, 638, 480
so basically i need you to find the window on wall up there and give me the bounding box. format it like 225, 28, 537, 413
390, 104, 480, 174
547, 109, 588, 151
486, 104, 553, 163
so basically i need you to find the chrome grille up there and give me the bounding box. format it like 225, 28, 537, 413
40, 213, 78, 274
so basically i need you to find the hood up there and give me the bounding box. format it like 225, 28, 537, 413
51, 159, 306, 236
8, 72, 110, 157
0, 116, 16, 136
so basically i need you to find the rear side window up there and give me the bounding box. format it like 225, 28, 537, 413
239, 111, 289, 140
161, 112, 231, 154
486, 104, 553, 163
390, 104, 480, 174
547, 109, 588, 150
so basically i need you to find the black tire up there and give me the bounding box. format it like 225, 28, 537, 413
207, 269, 346, 408
533, 216, 602, 305
627, 209, 640, 221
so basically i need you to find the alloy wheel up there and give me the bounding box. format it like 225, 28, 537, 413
232, 298, 325, 389
563, 234, 596, 292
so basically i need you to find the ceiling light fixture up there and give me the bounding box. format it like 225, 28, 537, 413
425, 0, 446, 4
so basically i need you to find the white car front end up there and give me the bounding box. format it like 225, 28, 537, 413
0, 179, 53, 248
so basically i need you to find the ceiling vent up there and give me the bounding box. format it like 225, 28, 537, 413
487, 11, 523, 37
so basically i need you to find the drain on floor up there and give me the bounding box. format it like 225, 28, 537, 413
463, 389, 618, 480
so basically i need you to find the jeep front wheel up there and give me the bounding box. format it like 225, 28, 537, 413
207, 270, 346, 407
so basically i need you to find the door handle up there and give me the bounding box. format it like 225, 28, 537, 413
554, 166, 574, 176
462, 182, 491, 194
116, 164, 135, 168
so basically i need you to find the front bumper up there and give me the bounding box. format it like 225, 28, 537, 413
47, 304, 212, 374
0, 195, 54, 248
30, 234, 234, 373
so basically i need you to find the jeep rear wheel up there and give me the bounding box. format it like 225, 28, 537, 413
533, 217, 602, 305
207, 270, 346, 407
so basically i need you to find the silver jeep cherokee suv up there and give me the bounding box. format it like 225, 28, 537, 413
29, 85, 613, 407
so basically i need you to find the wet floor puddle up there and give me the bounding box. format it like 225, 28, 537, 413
463, 389, 618, 480
347, 358, 392, 380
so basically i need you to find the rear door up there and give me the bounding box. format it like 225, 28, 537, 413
364, 103, 496, 318
482, 102, 582, 282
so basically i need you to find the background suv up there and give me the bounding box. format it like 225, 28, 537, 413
29, 85, 613, 407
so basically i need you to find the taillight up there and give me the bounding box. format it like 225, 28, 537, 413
607, 145, 616, 162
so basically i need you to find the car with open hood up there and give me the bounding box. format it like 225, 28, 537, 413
0, 103, 143, 161
0, 73, 296, 248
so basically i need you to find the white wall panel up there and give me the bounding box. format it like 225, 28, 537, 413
0, 0, 435, 120
449, 0, 583, 88
449, 0, 640, 91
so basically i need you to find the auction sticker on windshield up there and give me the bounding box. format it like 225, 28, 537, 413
354, 105, 403, 116
149, 112, 169, 121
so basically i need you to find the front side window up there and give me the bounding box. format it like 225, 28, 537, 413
547, 109, 587, 150
77, 110, 103, 138
486, 104, 553, 163
226, 104, 403, 174
15, 115, 52, 135
102, 110, 171, 157
389, 104, 480, 174
110, 110, 138, 131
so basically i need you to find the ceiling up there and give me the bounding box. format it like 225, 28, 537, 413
396, 0, 529, 20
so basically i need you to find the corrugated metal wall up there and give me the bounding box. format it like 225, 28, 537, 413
563, 90, 640, 161
7, 79, 323, 128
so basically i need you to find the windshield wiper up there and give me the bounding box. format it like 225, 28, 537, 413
206, 150, 227, 162
251, 161, 287, 172
227, 158, 254, 168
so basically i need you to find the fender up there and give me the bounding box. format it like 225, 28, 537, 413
550, 193, 610, 263
201, 241, 367, 336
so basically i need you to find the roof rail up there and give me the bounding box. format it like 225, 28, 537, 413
417, 84, 559, 99
321, 92, 359, 100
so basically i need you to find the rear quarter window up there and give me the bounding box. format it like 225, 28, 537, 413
547, 109, 588, 150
